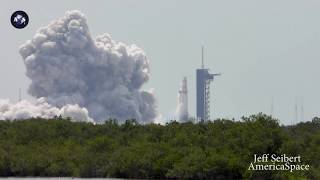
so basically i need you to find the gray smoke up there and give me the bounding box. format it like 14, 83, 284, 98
18, 10, 158, 123
0, 98, 93, 122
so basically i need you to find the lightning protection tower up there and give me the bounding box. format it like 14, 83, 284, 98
196, 46, 220, 121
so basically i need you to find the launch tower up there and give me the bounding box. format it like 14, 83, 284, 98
196, 46, 220, 121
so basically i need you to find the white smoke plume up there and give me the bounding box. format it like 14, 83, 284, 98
0, 98, 93, 122
17, 10, 158, 123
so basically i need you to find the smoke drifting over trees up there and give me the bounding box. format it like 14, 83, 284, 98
1, 10, 158, 123
0, 98, 93, 122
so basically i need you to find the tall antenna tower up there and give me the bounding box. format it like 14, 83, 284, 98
300, 97, 304, 122
201, 46, 204, 69
196, 46, 220, 121
18, 88, 22, 102
270, 96, 274, 116
294, 97, 298, 125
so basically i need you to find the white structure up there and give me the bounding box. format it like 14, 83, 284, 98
175, 77, 189, 122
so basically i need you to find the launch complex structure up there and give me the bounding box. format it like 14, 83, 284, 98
196, 47, 220, 121
176, 46, 220, 122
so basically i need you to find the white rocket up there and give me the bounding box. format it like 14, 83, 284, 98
175, 77, 189, 122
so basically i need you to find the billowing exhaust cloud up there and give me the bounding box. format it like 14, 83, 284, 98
1, 10, 158, 123
0, 98, 93, 122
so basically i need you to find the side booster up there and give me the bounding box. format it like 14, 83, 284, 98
176, 77, 188, 122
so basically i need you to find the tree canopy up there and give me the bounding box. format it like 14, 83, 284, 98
0, 113, 318, 179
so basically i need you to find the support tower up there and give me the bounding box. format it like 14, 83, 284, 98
196, 46, 220, 121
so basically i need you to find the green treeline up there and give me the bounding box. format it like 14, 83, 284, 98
0, 113, 319, 179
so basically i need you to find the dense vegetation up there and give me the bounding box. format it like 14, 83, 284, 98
0, 113, 319, 179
